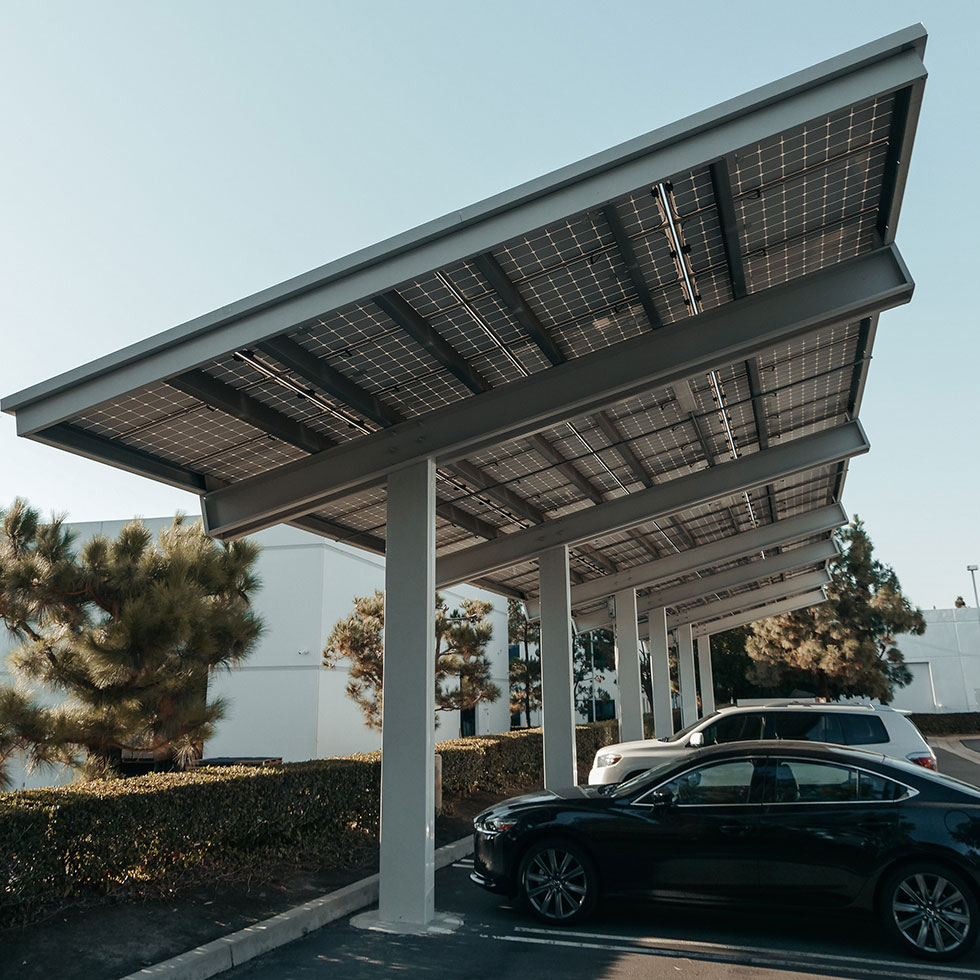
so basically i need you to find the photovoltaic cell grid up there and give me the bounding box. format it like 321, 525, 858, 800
37, 68, 917, 604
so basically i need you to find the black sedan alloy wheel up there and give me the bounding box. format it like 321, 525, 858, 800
880, 863, 980, 961
519, 838, 598, 924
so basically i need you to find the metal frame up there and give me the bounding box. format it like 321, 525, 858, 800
437, 421, 868, 587
665, 569, 831, 628
198, 247, 909, 539
691, 589, 828, 638
572, 538, 838, 633
530, 503, 846, 615
2, 26, 925, 436
0, 29, 928, 935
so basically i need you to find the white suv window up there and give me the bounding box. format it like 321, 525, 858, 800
701, 711, 765, 745
839, 713, 889, 745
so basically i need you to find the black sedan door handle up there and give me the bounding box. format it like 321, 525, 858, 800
720, 822, 748, 837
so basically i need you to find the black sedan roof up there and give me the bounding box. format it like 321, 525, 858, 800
611, 739, 980, 802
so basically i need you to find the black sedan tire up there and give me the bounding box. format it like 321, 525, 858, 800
879, 862, 979, 961
518, 837, 598, 925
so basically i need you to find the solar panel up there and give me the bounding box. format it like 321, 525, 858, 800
2, 28, 927, 618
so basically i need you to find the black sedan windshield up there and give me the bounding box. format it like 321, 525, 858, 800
608, 755, 690, 798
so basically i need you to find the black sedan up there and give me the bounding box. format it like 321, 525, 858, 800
471, 741, 980, 961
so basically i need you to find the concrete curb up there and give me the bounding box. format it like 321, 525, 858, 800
118, 835, 474, 980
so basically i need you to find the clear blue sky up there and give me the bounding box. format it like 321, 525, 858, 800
1, 1, 977, 611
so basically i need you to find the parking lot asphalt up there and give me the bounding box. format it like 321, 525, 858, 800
217, 855, 980, 980
137, 740, 980, 980
932, 737, 980, 785
218, 740, 980, 980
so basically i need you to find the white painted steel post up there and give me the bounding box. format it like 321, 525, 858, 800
697, 635, 715, 715
648, 606, 673, 738
538, 545, 577, 789
614, 588, 644, 743
378, 459, 436, 927
677, 623, 699, 728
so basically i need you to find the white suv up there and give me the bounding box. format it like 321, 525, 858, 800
588, 701, 936, 785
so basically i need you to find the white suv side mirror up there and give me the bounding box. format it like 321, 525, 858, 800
689, 731, 704, 748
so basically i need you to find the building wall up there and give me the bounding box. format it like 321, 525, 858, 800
888, 607, 980, 714
0, 517, 511, 790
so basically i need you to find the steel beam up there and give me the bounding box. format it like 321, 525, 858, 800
691, 589, 827, 637
168, 369, 335, 455
677, 625, 699, 728
697, 636, 715, 715
666, 569, 830, 629
614, 589, 644, 743
374, 291, 488, 395
639, 539, 835, 612
571, 537, 838, 632
602, 204, 662, 329
527, 502, 847, 616
36, 423, 210, 494
257, 335, 403, 428
646, 607, 673, 738
539, 546, 577, 789
377, 458, 436, 927
437, 421, 867, 588
199, 247, 906, 539
473, 253, 565, 366
709, 158, 748, 300
529, 433, 605, 504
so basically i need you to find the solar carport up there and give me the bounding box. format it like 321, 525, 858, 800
2, 26, 926, 932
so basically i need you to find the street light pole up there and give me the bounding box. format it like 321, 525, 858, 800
968, 565, 980, 613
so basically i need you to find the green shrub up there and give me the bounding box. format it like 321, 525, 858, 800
0, 722, 617, 926
909, 712, 980, 736
0, 756, 382, 926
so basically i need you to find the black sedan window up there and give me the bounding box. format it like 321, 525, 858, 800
637, 759, 766, 806
764, 759, 910, 804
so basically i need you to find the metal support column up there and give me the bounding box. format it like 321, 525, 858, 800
677, 623, 699, 728
375, 459, 437, 930
648, 606, 673, 738
539, 545, 577, 789
614, 588, 644, 742
697, 634, 715, 716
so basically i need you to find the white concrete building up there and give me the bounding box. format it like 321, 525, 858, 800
0, 517, 511, 791
888, 607, 980, 714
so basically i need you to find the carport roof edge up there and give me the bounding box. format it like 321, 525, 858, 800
1, 23, 926, 432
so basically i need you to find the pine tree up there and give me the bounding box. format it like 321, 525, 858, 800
744, 518, 924, 701
0, 500, 262, 785
573, 629, 615, 720
323, 591, 500, 732
507, 599, 540, 728
708, 626, 770, 705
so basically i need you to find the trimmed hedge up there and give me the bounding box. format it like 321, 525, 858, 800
1, 755, 382, 926
909, 712, 980, 736
0, 721, 620, 926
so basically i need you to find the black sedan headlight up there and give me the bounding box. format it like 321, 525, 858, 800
475, 812, 519, 836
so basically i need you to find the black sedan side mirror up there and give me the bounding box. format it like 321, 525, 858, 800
651, 787, 675, 809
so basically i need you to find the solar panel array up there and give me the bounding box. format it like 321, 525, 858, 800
10, 35, 926, 626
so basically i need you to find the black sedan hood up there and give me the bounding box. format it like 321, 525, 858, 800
485, 785, 598, 813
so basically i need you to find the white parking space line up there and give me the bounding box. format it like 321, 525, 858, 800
514, 924, 971, 972
486, 929, 975, 980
